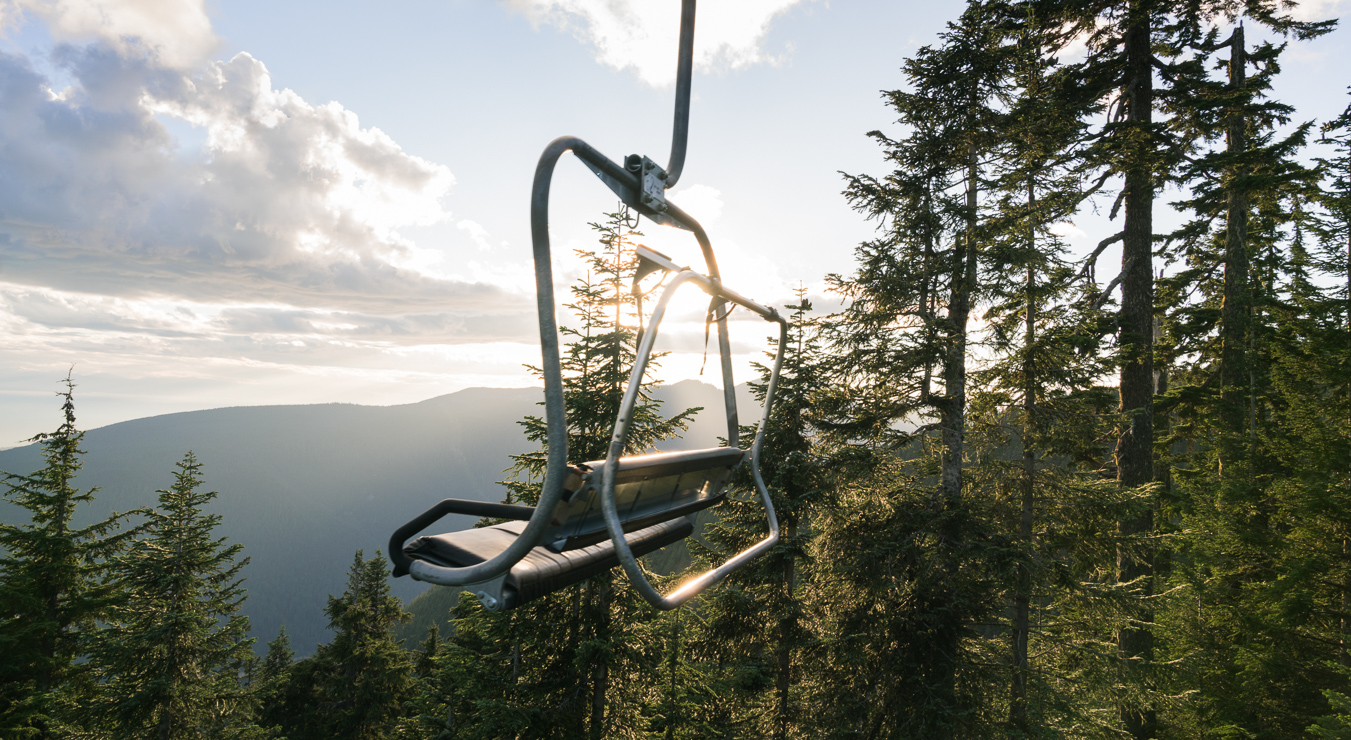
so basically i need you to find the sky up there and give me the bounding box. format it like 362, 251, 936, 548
0, 0, 1348, 445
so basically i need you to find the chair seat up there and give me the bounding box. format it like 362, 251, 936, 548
403, 516, 693, 609
545, 446, 744, 551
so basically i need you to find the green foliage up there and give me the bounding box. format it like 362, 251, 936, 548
0, 379, 137, 738
436, 204, 702, 738
1312, 663, 1351, 739
86, 452, 259, 739
275, 550, 412, 740
255, 626, 295, 733
680, 289, 825, 739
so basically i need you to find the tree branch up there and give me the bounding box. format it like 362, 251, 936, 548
1090, 255, 1138, 311
1073, 231, 1125, 283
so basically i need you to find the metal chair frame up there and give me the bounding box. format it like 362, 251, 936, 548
388, 0, 787, 610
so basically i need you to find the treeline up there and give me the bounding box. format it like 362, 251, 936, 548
4, 0, 1351, 738
429, 0, 1351, 737
0, 379, 437, 739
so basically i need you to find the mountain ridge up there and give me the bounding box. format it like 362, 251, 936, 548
0, 380, 758, 654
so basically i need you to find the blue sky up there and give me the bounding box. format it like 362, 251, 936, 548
1, 0, 1347, 444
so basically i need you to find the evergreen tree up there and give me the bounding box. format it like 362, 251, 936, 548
87, 452, 258, 740
277, 551, 412, 740
679, 287, 826, 739
971, 9, 1138, 733
0, 378, 136, 738
1163, 47, 1339, 740
393, 625, 448, 739
1310, 88, 1351, 671
814, 3, 1019, 735
1038, 2, 1333, 735
439, 204, 699, 738
1311, 663, 1351, 740
254, 626, 294, 735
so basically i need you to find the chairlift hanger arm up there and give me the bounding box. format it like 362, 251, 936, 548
562, 138, 721, 279
665, 0, 695, 189
388, 133, 731, 590
390, 0, 787, 607
539, 137, 739, 442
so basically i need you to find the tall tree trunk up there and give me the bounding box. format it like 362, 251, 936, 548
774, 522, 797, 740
1220, 24, 1251, 479
933, 140, 979, 738
1116, 6, 1157, 739
589, 576, 610, 740
1343, 217, 1351, 666
1011, 182, 1037, 733
921, 213, 935, 403
940, 142, 979, 507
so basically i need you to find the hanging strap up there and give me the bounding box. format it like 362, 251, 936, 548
698, 298, 736, 375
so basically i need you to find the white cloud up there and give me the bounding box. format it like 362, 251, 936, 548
0, 45, 492, 313
457, 219, 495, 251
1, 0, 216, 68
669, 183, 722, 223
0, 28, 543, 440
1290, 0, 1344, 21
1050, 222, 1087, 240
506, 0, 811, 86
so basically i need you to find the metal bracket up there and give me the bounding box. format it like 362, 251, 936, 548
466, 573, 510, 612
632, 156, 692, 230
626, 155, 669, 214
635, 244, 683, 276
579, 155, 689, 231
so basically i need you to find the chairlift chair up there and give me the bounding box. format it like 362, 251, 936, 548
388, 0, 788, 612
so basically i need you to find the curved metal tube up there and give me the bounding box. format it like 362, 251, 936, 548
404, 136, 601, 586
398, 135, 740, 588
662, 201, 737, 441
599, 270, 789, 610
398, 1, 779, 600
665, 0, 696, 189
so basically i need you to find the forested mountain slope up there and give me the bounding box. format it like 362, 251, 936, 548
0, 380, 750, 654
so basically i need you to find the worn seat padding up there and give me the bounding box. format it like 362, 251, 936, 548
548, 446, 745, 551
404, 517, 693, 609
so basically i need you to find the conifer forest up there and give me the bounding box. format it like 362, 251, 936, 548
4, 0, 1351, 737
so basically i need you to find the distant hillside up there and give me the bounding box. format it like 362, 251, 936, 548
0, 380, 757, 655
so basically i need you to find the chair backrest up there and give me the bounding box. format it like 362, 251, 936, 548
542, 446, 745, 551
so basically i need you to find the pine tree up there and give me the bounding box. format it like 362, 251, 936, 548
1038, 2, 1334, 735
679, 287, 825, 739
278, 551, 412, 740
1193, 87, 1351, 737
971, 9, 1137, 732
440, 204, 699, 738
87, 452, 259, 739
0, 378, 137, 738
1310, 87, 1351, 671
1122, 14, 1338, 736
393, 625, 448, 739
812, 3, 1018, 735
254, 626, 294, 734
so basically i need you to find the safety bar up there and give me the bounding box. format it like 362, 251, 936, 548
599, 270, 788, 610
635, 245, 783, 322
388, 499, 537, 577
